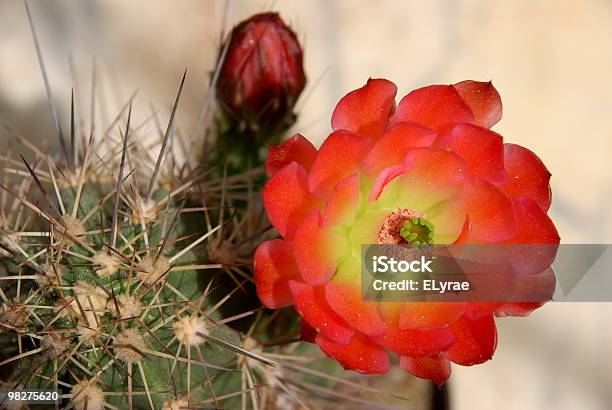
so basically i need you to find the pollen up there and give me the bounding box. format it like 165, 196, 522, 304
71, 381, 105, 410
116, 293, 143, 319
377, 208, 424, 245
93, 251, 121, 277
173, 314, 208, 347
138, 255, 171, 285
162, 399, 188, 410
60, 215, 86, 238
114, 328, 146, 363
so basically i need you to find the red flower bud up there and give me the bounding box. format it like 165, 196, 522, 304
216, 13, 306, 140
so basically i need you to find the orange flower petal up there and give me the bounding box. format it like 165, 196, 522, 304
325, 282, 386, 336
362, 122, 436, 176
390, 85, 474, 132
316, 332, 390, 374
460, 176, 517, 242
433, 123, 506, 184
447, 314, 498, 365
368, 164, 408, 202
289, 280, 354, 344
308, 130, 371, 199
503, 197, 560, 276
399, 302, 466, 329
500, 144, 552, 210
463, 303, 503, 320
495, 302, 546, 317
400, 354, 451, 385
266, 133, 318, 177
292, 211, 337, 285
403, 148, 468, 187
254, 240, 301, 308
323, 173, 361, 227
508, 197, 559, 244
263, 162, 321, 239
374, 326, 455, 357
331, 78, 397, 139
453, 80, 502, 128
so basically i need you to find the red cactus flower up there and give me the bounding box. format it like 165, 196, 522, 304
217, 12, 306, 139
254, 79, 559, 384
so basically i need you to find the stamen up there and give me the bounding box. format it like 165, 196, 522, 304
400, 217, 435, 246
376, 208, 423, 244
376, 209, 434, 246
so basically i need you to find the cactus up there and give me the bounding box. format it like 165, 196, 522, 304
0, 72, 249, 408
0, 6, 422, 410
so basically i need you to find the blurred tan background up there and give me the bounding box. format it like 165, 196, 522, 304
1, 1, 611, 409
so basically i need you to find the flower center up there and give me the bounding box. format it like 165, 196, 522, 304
376, 208, 434, 246
400, 216, 434, 246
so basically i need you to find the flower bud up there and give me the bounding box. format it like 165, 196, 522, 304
216, 13, 306, 142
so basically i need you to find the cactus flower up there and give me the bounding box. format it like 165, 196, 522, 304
254, 79, 559, 384
217, 12, 306, 141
